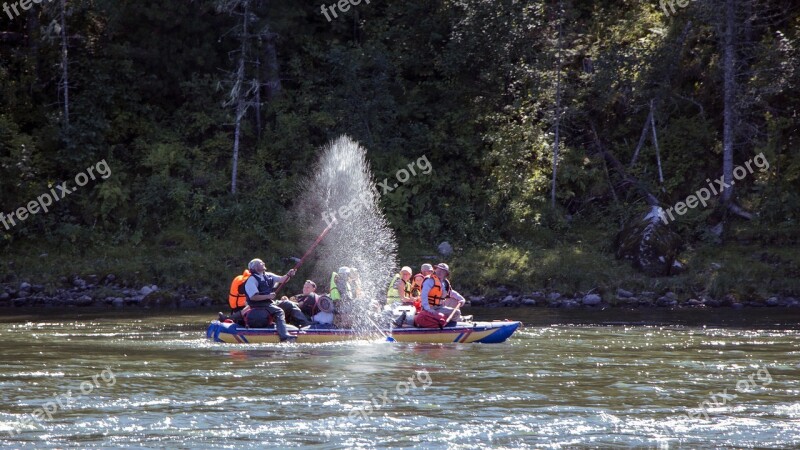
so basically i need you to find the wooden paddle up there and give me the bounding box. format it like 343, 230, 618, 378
445, 303, 461, 324
366, 315, 395, 342
274, 222, 334, 295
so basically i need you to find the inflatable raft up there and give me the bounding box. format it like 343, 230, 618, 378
206, 320, 521, 344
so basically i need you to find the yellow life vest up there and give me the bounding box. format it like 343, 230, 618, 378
329, 272, 340, 301
386, 273, 411, 304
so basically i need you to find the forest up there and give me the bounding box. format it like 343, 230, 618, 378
1, 0, 799, 305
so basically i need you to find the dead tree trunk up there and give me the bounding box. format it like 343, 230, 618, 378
550, 6, 564, 210
59, 0, 69, 131
254, 56, 262, 140
721, 0, 736, 204
629, 108, 652, 167
591, 123, 660, 207
230, 0, 249, 195
262, 27, 282, 99
649, 100, 665, 188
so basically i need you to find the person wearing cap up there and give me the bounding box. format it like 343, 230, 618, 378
411, 263, 434, 297
329, 266, 354, 302
243, 258, 298, 342
419, 262, 465, 322
386, 266, 414, 305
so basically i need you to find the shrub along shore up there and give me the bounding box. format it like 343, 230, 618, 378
1, 280, 799, 310
2, 224, 798, 311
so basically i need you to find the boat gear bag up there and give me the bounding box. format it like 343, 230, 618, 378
312, 311, 334, 325
228, 269, 251, 311
242, 306, 274, 328
390, 305, 416, 327
317, 295, 335, 313
414, 309, 448, 329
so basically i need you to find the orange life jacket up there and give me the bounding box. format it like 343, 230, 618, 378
228, 269, 251, 311
426, 274, 450, 308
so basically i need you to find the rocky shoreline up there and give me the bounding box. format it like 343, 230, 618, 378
0, 275, 213, 309
468, 287, 800, 309
2, 276, 798, 310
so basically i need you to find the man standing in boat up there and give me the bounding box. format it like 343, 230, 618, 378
420, 263, 465, 322
243, 258, 298, 342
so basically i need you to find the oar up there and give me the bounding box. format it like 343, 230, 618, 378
445, 304, 461, 324
274, 222, 335, 295
365, 315, 395, 343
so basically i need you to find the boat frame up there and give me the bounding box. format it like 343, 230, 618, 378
206, 320, 520, 344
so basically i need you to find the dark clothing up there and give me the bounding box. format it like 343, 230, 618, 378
246, 303, 292, 340
245, 273, 275, 306
244, 272, 293, 340
295, 293, 319, 317
277, 299, 312, 327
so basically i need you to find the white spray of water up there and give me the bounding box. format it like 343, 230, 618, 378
294, 135, 398, 334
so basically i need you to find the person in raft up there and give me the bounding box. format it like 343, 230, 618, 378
243, 258, 298, 342
290, 280, 320, 318
329, 266, 375, 326
276, 294, 314, 328
329, 266, 354, 303
419, 263, 465, 322
386, 266, 415, 306
411, 263, 433, 298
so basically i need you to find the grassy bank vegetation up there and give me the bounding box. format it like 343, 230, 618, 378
403, 221, 800, 303
5, 219, 797, 305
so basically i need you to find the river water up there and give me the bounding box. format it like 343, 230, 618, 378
1, 307, 799, 449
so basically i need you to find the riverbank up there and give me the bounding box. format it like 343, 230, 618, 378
2, 279, 799, 310
0, 276, 213, 309
2, 223, 798, 311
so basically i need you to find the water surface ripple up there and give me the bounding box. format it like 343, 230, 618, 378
2, 308, 799, 449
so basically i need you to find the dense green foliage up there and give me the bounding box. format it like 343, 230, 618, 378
2, 0, 799, 295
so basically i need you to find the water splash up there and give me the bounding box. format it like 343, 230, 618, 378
294, 135, 398, 334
